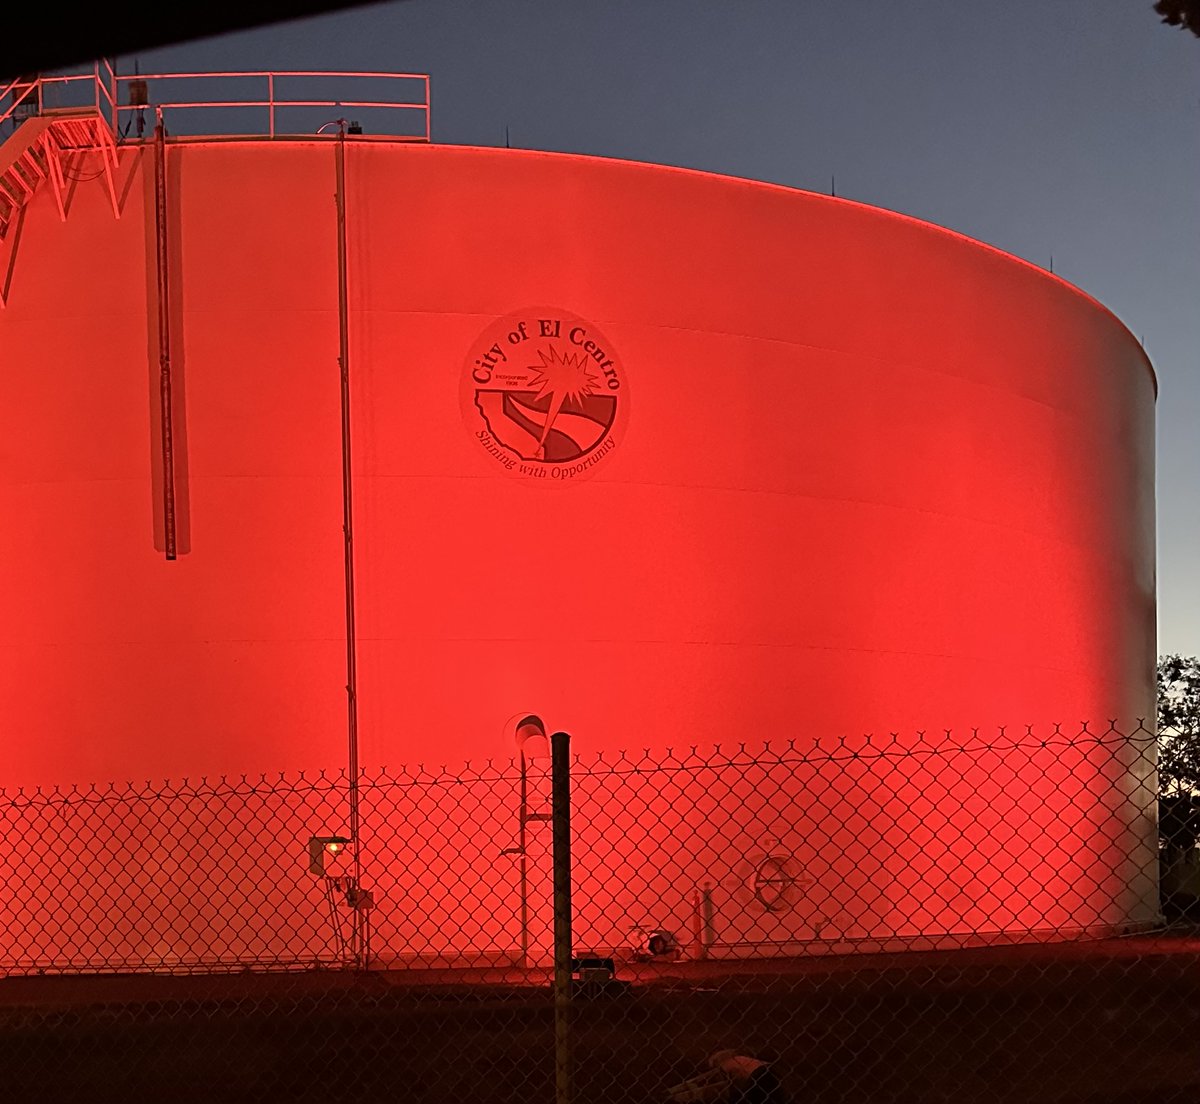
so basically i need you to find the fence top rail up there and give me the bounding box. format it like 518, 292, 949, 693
0, 722, 1161, 803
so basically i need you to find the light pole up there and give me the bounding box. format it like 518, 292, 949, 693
502, 714, 551, 968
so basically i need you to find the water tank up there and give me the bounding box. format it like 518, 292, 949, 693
0, 115, 1159, 958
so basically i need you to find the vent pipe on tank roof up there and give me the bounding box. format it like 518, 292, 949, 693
128, 63, 148, 140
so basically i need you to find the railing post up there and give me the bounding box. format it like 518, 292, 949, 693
268, 73, 275, 138
551, 730, 572, 1104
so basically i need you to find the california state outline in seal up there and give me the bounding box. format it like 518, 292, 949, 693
461, 309, 626, 482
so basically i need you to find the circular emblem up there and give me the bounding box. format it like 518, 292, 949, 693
752, 855, 803, 913
461, 308, 626, 482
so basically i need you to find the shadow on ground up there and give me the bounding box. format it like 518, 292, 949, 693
4, 941, 1200, 1103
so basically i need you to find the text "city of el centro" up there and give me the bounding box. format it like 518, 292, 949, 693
471, 318, 621, 389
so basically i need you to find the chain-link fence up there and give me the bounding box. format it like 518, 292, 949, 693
3, 721, 1198, 1103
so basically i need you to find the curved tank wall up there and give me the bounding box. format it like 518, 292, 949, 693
0, 139, 1157, 782
0, 137, 1159, 956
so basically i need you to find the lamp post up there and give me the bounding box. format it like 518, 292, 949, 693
502, 714, 551, 968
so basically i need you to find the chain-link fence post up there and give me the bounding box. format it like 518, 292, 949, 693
551, 729, 572, 1104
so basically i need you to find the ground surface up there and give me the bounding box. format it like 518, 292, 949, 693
4, 936, 1200, 1103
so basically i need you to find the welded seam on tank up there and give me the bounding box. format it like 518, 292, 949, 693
356, 310, 1148, 410
367, 472, 1149, 568
6, 471, 1138, 572
417, 144, 1159, 392
312, 636, 1098, 678
149, 136, 1158, 397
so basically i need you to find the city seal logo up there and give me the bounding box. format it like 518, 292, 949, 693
461, 309, 626, 482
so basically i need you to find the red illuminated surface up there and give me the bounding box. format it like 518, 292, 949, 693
0, 136, 1158, 960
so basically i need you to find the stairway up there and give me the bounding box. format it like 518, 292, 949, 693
0, 108, 122, 305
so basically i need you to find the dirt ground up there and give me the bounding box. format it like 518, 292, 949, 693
4, 938, 1200, 1103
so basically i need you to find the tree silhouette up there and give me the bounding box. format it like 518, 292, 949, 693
1154, 0, 1200, 36
1158, 656, 1200, 915
1159, 654, 1200, 794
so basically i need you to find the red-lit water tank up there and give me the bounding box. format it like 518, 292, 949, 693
0, 135, 1156, 780
0, 123, 1159, 956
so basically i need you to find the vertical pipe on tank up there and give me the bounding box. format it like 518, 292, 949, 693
335, 125, 362, 924
153, 113, 177, 561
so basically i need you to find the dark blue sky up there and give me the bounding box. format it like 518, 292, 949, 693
129, 0, 1200, 653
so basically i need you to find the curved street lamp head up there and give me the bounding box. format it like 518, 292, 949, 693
513, 714, 549, 760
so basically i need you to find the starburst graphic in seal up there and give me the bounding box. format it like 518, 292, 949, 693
527, 346, 601, 460
461, 309, 626, 482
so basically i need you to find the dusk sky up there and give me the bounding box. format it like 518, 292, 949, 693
126, 0, 1199, 654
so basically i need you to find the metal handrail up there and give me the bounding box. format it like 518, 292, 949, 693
113, 70, 431, 140
2, 67, 430, 142
96, 59, 117, 114
1, 64, 117, 133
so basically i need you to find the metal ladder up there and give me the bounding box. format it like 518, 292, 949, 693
0, 67, 122, 306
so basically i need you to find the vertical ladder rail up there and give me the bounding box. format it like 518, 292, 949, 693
154, 115, 177, 561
